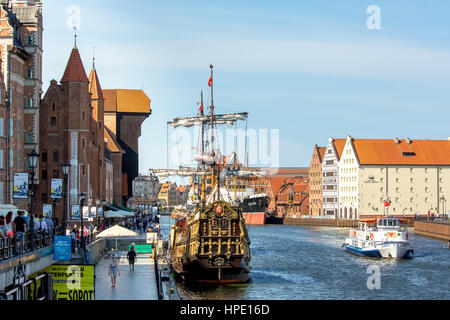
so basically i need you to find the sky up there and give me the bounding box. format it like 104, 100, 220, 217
42, 0, 450, 176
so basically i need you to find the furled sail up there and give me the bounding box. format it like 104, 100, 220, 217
168, 112, 248, 128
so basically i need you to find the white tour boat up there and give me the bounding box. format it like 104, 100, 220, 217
343, 217, 414, 259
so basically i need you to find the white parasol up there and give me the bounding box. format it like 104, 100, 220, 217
96, 225, 139, 250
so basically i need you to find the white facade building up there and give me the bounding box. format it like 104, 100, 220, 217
322, 138, 345, 218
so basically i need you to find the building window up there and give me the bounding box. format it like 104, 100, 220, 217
50, 117, 56, 126
0, 150, 3, 169
41, 193, 48, 203
52, 103, 56, 111
42, 152, 47, 162
27, 35, 34, 45
25, 133, 33, 144
9, 149, 13, 168
52, 151, 58, 162
0, 118, 3, 137
53, 169, 59, 178
42, 169, 47, 180
27, 69, 33, 79
26, 98, 33, 108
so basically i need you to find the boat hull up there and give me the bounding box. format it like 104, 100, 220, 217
242, 212, 266, 225
344, 241, 413, 259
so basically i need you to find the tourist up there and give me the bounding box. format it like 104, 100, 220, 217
12, 211, 27, 252
127, 245, 137, 271
108, 258, 120, 288
65, 226, 71, 236
34, 215, 48, 232
0, 215, 6, 236
45, 215, 54, 234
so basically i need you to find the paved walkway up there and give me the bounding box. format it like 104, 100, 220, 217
95, 251, 158, 300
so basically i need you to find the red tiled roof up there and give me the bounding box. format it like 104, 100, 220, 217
333, 139, 346, 158
353, 138, 450, 165
88, 68, 103, 99
61, 48, 89, 83
318, 147, 326, 162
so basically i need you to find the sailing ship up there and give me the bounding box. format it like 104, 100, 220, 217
154, 65, 262, 283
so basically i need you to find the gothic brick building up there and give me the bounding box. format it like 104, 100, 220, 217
0, 0, 42, 209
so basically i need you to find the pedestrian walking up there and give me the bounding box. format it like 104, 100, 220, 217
127, 245, 137, 271
108, 258, 120, 288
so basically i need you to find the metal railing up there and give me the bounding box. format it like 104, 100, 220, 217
415, 215, 449, 224
0, 272, 53, 300
0, 225, 65, 261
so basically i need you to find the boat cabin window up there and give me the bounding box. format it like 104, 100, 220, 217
211, 219, 219, 229
388, 220, 393, 227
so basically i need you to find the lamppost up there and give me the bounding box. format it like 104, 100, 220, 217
52, 198, 59, 232
440, 195, 446, 219
79, 193, 85, 249
95, 199, 100, 228
27, 149, 39, 251
102, 199, 107, 228
61, 162, 71, 231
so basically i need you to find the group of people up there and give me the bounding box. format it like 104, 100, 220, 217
65, 224, 101, 253
0, 211, 57, 247
127, 212, 161, 233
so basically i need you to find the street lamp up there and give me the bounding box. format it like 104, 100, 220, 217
27, 149, 39, 251
95, 199, 100, 228
102, 199, 107, 228
79, 193, 85, 249
61, 162, 71, 231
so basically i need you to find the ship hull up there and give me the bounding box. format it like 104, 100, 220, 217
170, 255, 250, 284
344, 241, 413, 259
242, 212, 266, 225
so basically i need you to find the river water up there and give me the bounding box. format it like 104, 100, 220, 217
159, 216, 450, 300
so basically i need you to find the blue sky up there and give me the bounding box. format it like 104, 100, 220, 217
42, 0, 450, 174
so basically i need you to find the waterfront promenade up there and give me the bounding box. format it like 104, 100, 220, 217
95, 252, 158, 300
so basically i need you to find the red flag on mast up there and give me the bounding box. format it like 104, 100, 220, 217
198, 100, 203, 113
208, 76, 212, 87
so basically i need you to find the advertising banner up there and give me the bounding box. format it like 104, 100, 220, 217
82, 206, 89, 219
71, 205, 80, 220
91, 206, 97, 218
43, 204, 52, 218
30, 264, 95, 300
98, 206, 103, 217
13, 172, 29, 199
51, 178, 63, 199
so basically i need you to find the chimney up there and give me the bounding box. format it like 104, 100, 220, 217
394, 138, 399, 144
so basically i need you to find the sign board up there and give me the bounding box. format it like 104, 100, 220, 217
71, 205, 80, 220
98, 206, 103, 217
30, 264, 95, 300
43, 204, 52, 218
51, 178, 63, 198
13, 172, 29, 199
54, 236, 72, 261
146, 232, 158, 244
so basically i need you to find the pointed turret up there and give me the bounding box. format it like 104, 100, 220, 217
89, 66, 103, 99
61, 47, 89, 83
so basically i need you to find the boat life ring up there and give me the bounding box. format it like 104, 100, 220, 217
370, 233, 374, 240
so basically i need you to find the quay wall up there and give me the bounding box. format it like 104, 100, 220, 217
414, 221, 450, 240
283, 218, 359, 228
